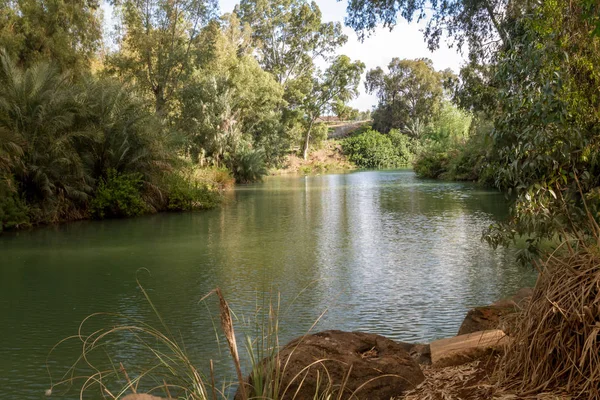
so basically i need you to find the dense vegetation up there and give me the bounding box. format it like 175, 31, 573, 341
347, 0, 600, 261
0, 0, 366, 231
341, 57, 471, 171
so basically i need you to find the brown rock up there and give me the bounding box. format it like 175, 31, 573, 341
430, 329, 510, 367
396, 342, 431, 365
239, 330, 424, 400
457, 288, 533, 336
121, 395, 165, 400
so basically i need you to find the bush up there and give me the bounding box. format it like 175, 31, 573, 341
0, 178, 29, 232
342, 129, 412, 169
413, 149, 451, 179
165, 171, 221, 211
229, 148, 268, 183
90, 169, 147, 219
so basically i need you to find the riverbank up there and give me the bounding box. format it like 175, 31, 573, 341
271, 140, 356, 175
0, 165, 235, 234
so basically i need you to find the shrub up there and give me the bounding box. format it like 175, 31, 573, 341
413, 149, 451, 179
90, 169, 147, 219
165, 171, 221, 211
0, 178, 29, 232
342, 129, 404, 169
229, 148, 268, 183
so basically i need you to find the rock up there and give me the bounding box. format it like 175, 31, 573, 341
457, 288, 533, 336
239, 330, 425, 400
396, 342, 431, 365
430, 329, 510, 367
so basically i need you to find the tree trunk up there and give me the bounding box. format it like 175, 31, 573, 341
302, 120, 314, 160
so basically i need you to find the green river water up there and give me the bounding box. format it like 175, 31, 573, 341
0, 170, 537, 398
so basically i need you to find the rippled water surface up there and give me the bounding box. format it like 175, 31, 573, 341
0, 170, 537, 398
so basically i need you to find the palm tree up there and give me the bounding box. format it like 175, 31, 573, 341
0, 49, 90, 221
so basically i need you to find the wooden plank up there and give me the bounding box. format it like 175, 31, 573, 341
430, 330, 510, 367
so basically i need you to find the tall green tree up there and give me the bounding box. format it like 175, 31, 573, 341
365, 58, 444, 135
178, 17, 285, 165
0, 50, 89, 220
235, 0, 347, 88
0, 0, 102, 71
107, 0, 217, 116
301, 55, 364, 159
345, 0, 512, 63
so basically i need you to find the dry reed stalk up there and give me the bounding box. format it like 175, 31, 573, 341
495, 239, 600, 399
214, 288, 247, 400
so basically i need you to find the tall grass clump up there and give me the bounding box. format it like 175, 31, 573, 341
496, 212, 600, 398
47, 279, 381, 400
47, 278, 215, 399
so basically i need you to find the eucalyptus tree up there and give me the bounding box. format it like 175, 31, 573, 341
345, 0, 512, 63
107, 0, 218, 116
235, 0, 347, 88
178, 18, 284, 165
301, 55, 364, 159
365, 58, 444, 135
0, 0, 102, 71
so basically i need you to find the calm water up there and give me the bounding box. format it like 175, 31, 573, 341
0, 170, 537, 398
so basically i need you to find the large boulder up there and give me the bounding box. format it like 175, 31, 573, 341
239, 330, 424, 400
458, 288, 533, 336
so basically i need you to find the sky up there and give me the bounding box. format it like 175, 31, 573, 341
219, 0, 466, 110
101, 0, 466, 111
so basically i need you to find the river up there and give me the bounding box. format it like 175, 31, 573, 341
0, 170, 537, 398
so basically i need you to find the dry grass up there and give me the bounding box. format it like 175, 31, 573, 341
494, 238, 600, 399
272, 141, 354, 175
402, 359, 571, 400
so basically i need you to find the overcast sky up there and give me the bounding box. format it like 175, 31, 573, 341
101, 0, 466, 110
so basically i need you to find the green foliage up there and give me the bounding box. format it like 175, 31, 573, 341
0, 178, 29, 232
0, 0, 102, 71
177, 17, 286, 167
300, 55, 365, 159
0, 49, 90, 221
424, 101, 472, 145
229, 148, 268, 183
107, 0, 218, 116
365, 58, 445, 134
342, 129, 415, 169
90, 170, 147, 219
413, 149, 450, 179
165, 171, 220, 211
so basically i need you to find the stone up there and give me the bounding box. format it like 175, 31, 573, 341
430, 329, 510, 367
396, 342, 431, 365
457, 288, 533, 336
238, 330, 425, 400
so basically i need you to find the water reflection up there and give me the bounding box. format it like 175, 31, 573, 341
0, 170, 537, 398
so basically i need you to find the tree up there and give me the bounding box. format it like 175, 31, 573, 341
106, 0, 218, 116
481, 0, 600, 259
365, 58, 444, 135
236, 0, 347, 88
0, 0, 102, 71
301, 55, 365, 159
345, 0, 513, 63
177, 18, 285, 166
0, 50, 90, 220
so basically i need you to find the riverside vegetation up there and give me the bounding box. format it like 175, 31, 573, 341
0, 0, 367, 232
4, 0, 600, 397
